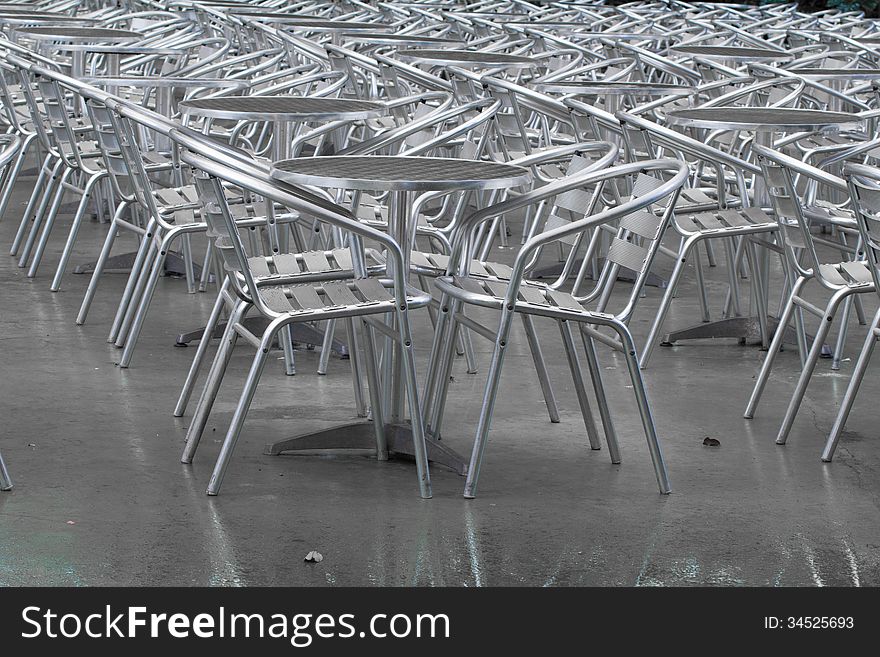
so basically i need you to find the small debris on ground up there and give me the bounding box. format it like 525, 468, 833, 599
702, 437, 721, 447
304, 551, 323, 563
66, 520, 76, 525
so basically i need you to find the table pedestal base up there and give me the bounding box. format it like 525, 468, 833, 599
532, 257, 667, 288
264, 420, 469, 476
73, 249, 204, 279
662, 314, 831, 356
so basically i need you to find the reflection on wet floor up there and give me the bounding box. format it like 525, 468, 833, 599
2, 180, 880, 586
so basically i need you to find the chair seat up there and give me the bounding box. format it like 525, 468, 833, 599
804, 200, 856, 228
247, 247, 385, 279
678, 206, 777, 234
436, 273, 617, 322
259, 278, 429, 316
818, 260, 875, 287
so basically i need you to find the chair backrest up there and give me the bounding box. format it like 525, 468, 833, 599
177, 132, 413, 319
451, 158, 689, 322
844, 161, 880, 295
753, 144, 850, 286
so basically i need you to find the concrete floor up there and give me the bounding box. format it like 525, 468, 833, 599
2, 172, 880, 587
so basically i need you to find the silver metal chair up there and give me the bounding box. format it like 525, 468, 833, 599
176, 139, 433, 498
744, 145, 876, 450
427, 158, 689, 498
822, 161, 880, 461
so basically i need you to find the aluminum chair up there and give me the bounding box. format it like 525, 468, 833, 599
744, 145, 877, 450
176, 141, 433, 498
822, 161, 880, 461
427, 158, 689, 498
616, 111, 781, 368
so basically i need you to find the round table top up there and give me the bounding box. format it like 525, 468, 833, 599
282, 20, 384, 32
272, 155, 531, 192
786, 67, 880, 79
341, 33, 463, 47
179, 96, 387, 122
535, 80, 694, 95
83, 76, 248, 89
18, 26, 142, 42
396, 48, 535, 68
666, 107, 861, 131
672, 45, 791, 60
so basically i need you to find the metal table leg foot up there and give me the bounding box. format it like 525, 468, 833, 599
662, 314, 830, 355
263, 420, 468, 476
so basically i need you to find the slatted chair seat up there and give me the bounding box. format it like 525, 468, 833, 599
818, 260, 874, 287
803, 199, 857, 227
258, 278, 420, 316
680, 206, 777, 233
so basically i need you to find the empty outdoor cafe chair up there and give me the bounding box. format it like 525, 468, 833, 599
426, 158, 688, 498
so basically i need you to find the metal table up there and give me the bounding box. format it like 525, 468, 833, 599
16, 27, 142, 78
177, 97, 388, 366
395, 48, 536, 70
662, 106, 861, 348
268, 155, 531, 474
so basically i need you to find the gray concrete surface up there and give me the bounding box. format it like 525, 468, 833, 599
1, 173, 879, 586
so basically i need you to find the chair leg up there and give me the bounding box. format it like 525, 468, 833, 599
10, 155, 55, 257
0, 133, 35, 226
463, 308, 516, 499
181, 300, 247, 464
422, 292, 454, 430
118, 242, 170, 367
559, 319, 602, 450
521, 314, 560, 423
76, 201, 129, 325
0, 449, 11, 491
427, 299, 464, 439
49, 174, 105, 290
344, 317, 367, 417
580, 328, 621, 464
831, 294, 854, 372
205, 319, 283, 496
108, 220, 158, 343
317, 318, 336, 375
743, 277, 806, 419
822, 309, 880, 462
175, 278, 231, 417
360, 318, 387, 460
776, 289, 852, 445
19, 166, 69, 268
639, 237, 697, 369
395, 306, 433, 499
615, 322, 671, 494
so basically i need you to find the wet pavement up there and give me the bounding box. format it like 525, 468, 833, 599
1, 171, 879, 586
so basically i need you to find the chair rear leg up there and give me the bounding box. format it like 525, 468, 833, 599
744, 277, 805, 419
205, 320, 280, 496
50, 174, 105, 290
181, 301, 247, 464
559, 319, 602, 450
175, 278, 231, 417
77, 201, 129, 325
463, 309, 516, 499
776, 290, 850, 445
0, 450, 11, 491
617, 324, 671, 494
580, 328, 621, 463
822, 309, 880, 462
360, 318, 388, 460
11, 155, 54, 256
521, 314, 560, 423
